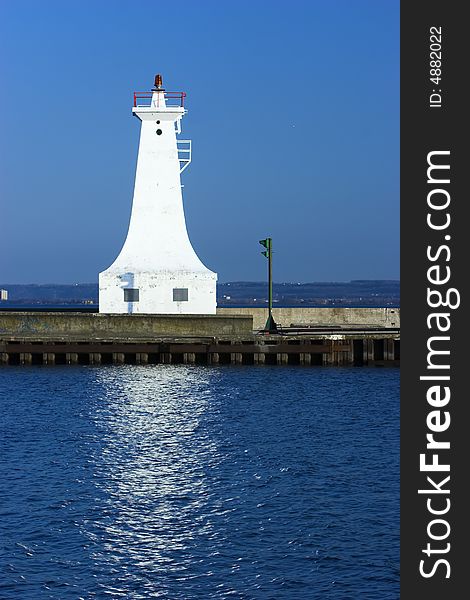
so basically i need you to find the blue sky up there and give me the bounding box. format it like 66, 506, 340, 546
0, 0, 399, 284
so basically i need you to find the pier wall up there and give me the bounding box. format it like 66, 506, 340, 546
0, 310, 399, 367
217, 307, 400, 330
0, 312, 253, 340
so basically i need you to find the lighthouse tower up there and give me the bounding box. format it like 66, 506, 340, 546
99, 75, 217, 314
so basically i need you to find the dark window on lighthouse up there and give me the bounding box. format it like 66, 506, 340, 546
124, 288, 139, 302
156, 129, 163, 135
173, 288, 188, 302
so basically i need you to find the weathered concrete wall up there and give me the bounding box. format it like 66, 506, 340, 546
217, 307, 400, 330
0, 308, 399, 343
0, 312, 252, 341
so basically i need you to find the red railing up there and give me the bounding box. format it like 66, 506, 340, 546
133, 91, 186, 108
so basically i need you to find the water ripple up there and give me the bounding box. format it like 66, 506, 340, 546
0, 366, 399, 599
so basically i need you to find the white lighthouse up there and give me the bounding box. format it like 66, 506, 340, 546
99, 75, 217, 314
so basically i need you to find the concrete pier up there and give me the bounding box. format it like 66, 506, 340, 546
0, 311, 400, 367
218, 307, 400, 330
0, 312, 252, 339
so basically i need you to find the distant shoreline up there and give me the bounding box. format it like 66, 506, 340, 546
0, 280, 400, 309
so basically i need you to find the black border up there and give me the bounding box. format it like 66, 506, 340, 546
401, 3, 468, 597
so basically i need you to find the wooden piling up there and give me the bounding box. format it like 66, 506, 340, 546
89, 353, 101, 365
113, 352, 125, 365
161, 353, 172, 364
66, 352, 78, 365
136, 352, 148, 365
363, 339, 374, 364
183, 352, 196, 364
254, 352, 265, 365
230, 352, 243, 364
21, 353, 33, 365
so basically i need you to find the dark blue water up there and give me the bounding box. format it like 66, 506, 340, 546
0, 366, 399, 599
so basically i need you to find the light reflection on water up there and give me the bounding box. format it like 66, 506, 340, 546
1, 365, 400, 599
89, 367, 222, 596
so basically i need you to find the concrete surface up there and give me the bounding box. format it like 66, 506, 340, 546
0, 312, 252, 340
217, 307, 400, 329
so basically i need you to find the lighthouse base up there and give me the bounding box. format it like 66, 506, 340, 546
98, 270, 217, 315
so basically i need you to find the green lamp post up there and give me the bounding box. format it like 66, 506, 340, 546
259, 237, 278, 333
